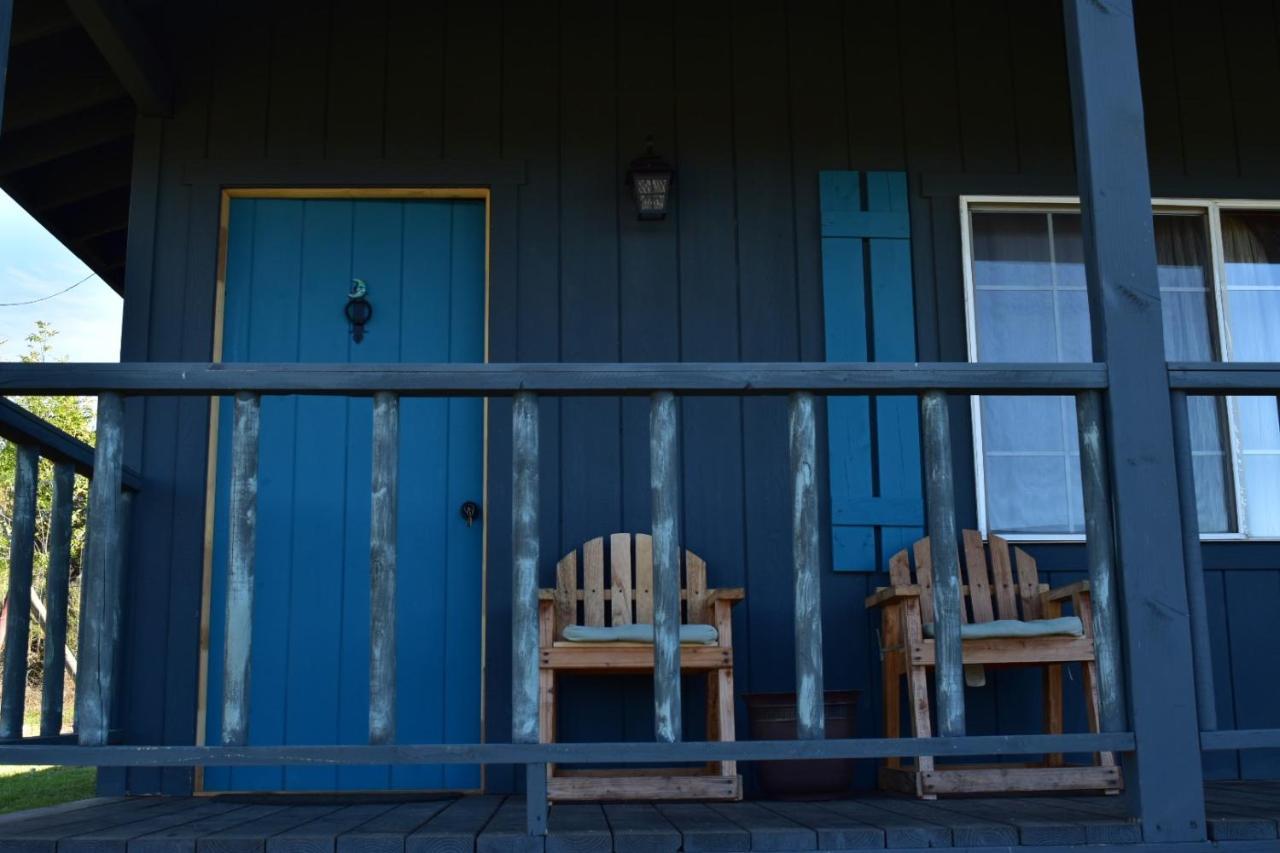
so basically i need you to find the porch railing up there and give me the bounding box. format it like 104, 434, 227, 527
0, 360, 1137, 836
0, 396, 140, 745
1167, 364, 1280, 757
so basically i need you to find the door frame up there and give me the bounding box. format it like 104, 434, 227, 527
194, 187, 492, 794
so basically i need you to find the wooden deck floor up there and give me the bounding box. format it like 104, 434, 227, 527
0, 783, 1276, 852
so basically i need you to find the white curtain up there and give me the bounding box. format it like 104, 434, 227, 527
1222, 213, 1280, 536
973, 211, 1234, 535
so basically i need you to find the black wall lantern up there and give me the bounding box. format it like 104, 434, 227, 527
346, 278, 372, 343
626, 139, 674, 221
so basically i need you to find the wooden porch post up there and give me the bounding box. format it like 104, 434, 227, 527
221, 391, 260, 747
0, 445, 37, 740
650, 390, 682, 744
511, 391, 546, 836
789, 392, 824, 739
40, 462, 75, 737
1063, 0, 1206, 840
920, 390, 964, 737
369, 392, 399, 745
78, 392, 126, 746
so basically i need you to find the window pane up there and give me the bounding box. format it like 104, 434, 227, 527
1222, 211, 1280, 535
971, 211, 1085, 534
969, 209, 1234, 535
971, 211, 1053, 288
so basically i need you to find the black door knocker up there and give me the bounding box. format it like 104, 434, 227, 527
346, 278, 372, 343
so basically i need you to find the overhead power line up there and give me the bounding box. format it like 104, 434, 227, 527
0, 272, 100, 307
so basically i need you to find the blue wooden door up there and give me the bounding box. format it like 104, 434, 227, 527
203, 198, 486, 792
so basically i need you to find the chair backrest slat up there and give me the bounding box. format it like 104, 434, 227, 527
610, 533, 634, 626
987, 533, 1020, 620
583, 537, 606, 627
686, 552, 708, 625
889, 548, 911, 585
913, 537, 935, 624
1014, 544, 1043, 620
555, 551, 579, 640
962, 530, 995, 623
634, 533, 655, 623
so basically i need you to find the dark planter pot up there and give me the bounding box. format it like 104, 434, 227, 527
744, 690, 860, 799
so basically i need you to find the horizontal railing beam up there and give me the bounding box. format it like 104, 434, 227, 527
0, 397, 142, 489
0, 362, 1108, 397
0, 732, 1137, 767
1168, 362, 1280, 392
1200, 729, 1280, 751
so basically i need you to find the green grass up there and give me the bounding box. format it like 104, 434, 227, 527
0, 766, 97, 816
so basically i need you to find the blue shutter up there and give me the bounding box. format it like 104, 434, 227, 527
821, 171, 924, 572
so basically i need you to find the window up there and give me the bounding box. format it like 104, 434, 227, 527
962, 198, 1280, 539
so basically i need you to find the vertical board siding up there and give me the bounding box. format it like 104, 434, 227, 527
115, 0, 1280, 796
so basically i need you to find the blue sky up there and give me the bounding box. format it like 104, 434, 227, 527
0, 191, 122, 362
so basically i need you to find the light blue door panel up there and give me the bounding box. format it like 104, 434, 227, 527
205, 198, 486, 792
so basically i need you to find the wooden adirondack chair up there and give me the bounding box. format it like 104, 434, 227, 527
537, 533, 744, 802
867, 530, 1122, 797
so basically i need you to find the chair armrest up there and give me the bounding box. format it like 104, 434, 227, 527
1042, 580, 1090, 603
708, 587, 746, 604
865, 585, 922, 609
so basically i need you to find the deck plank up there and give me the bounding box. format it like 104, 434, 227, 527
654, 804, 748, 853
546, 804, 610, 853
1203, 787, 1280, 841
406, 796, 503, 853
335, 802, 452, 853
131, 805, 287, 853
866, 797, 1016, 847
820, 799, 952, 848
925, 797, 1087, 846
757, 802, 884, 849
63, 800, 240, 853
601, 804, 680, 853
267, 804, 399, 853
708, 802, 816, 852
0, 798, 185, 853
476, 798, 543, 853
1009, 797, 1139, 844
198, 806, 342, 853
0, 799, 125, 829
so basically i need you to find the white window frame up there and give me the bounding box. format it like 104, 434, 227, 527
960, 194, 1280, 542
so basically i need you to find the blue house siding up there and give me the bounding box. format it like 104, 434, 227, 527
112, 0, 1280, 796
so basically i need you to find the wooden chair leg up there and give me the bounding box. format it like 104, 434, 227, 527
883, 655, 901, 770
906, 664, 935, 780
1081, 658, 1117, 770
539, 668, 556, 780
715, 667, 737, 778
705, 671, 719, 774
1044, 664, 1064, 767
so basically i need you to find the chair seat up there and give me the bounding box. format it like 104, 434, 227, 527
924, 616, 1084, 641
562, 623, 719, 645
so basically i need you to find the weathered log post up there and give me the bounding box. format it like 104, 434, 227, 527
789, 392, 825, 739
40, 462, 75, 736
511, 392, 546, 835
77, 392, 125, 746
369, 392, 399, 745
650, 390, 682, 744
920, 390, 965, 737
1076, 390, 1127, 734
221, 392, 260, 747
0, 445, 38, 739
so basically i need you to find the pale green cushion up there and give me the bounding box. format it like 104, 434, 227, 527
923, 616, 1084, 641
563, 624, 719, 645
